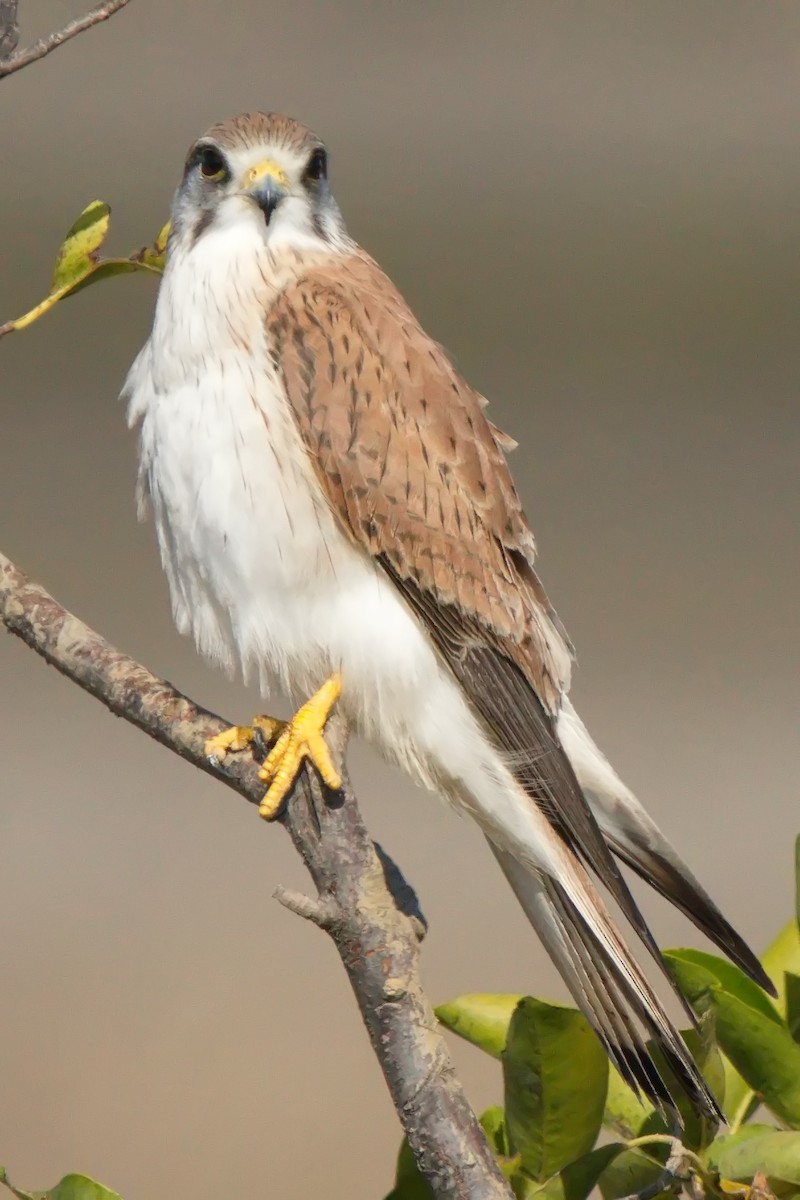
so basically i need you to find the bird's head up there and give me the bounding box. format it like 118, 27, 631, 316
170, 112, 348, 254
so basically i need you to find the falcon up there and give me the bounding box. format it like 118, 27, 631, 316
123, 112, 772, 1121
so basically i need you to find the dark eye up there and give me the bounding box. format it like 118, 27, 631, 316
198, 146, 228, 182
305, 148, 327, 183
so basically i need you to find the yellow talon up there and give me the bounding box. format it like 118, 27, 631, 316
205, 724, 258, 760
204, 714, 286, 763
258, 674, 343, 820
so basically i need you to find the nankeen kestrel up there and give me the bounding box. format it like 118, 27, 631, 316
123, 112, 773, 1121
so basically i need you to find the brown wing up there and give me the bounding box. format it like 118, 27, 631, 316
267, 250, 687, 985
267, 249, 570, 709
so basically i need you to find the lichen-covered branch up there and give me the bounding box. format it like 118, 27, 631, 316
0, 550, 511, 1200
0, 0, 131, 79
0, 1, 19, 59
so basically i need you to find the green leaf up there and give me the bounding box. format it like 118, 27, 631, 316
478, 1109, 522, 1183
675, 1012, 725, 1151
666, 949, 782, 1025
597, 1146, 667, 1200
45, 1178, 122, 1200
0, 1171, 122, 1200
707, 1128, 800, 1188
383, 1139, 433, 1200
709, 921, 800, 1130
668, 952, 800, 1127
555, 1144, 626, 1200
762, 921, 800, 1018
796, 834, 800, 933
436, 993, 522, 1059
513, 1144, 626, 1200
603, 1066, 656, 1138
666, 948, 779, 1128
50, 201, 111, 291
502, 998, 608, 1182
786, 974, 800, 1043
480, 1107, 511, 1158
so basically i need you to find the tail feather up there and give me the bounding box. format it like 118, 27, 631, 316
490, 841, 723, 1123
542, 875, 672, 1106
612, 836, 775, 995
557, 698, 775, 996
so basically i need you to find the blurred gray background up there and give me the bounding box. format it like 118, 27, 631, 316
1, 2, 798, 1197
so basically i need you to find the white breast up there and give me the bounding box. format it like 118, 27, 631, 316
123, 219, 482, 791
126, 224, 318, 675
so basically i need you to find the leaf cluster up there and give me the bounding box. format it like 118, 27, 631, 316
0, 202, 168, 339
387, 837, 800, 1200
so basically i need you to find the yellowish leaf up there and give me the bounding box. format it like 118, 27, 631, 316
51, 201, 111, 292
0, 205, 167, 340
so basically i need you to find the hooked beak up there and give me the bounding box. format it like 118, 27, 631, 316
242, 159, 288, 225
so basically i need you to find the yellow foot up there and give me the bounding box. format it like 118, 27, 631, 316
257, 674, 343, 820
203, 675, 343, 821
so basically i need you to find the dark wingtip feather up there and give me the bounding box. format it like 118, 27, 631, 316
615, 840, 778, 998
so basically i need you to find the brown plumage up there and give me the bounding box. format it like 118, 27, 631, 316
268, 249, 568, 707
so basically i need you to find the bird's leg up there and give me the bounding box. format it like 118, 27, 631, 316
204, 674, 343, 820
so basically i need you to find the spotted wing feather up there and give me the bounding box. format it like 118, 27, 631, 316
267, 251, 693, 987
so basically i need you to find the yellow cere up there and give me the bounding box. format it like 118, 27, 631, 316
243, 159, 289, 189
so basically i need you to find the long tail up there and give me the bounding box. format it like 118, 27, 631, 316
556, 698, 775, 996
489, 841, 722, 1121
450, 732, 721, 1120
391, 573, 740, 1119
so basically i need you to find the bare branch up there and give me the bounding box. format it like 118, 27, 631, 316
273, 884, 335, 928
0, 0, 131, 79
0, 549, 511, 1200
0, 1, 19, 59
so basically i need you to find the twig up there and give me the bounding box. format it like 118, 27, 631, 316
0, 1, 19, 59
0, 0, 131, 79
0, 549, 511, 1200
